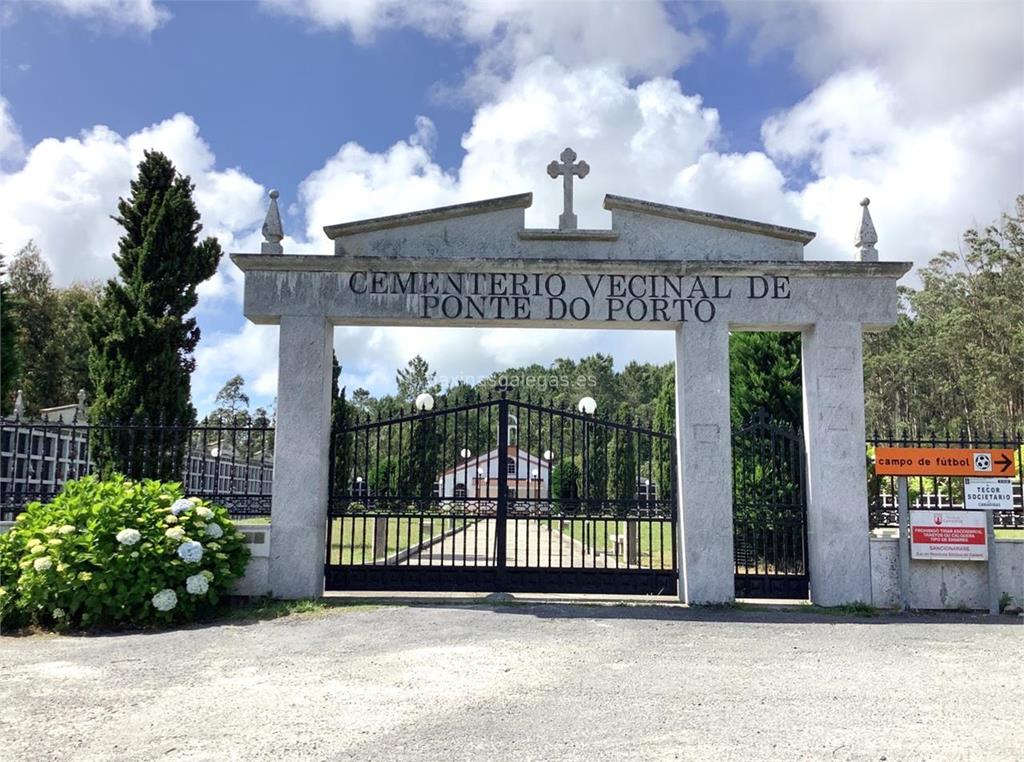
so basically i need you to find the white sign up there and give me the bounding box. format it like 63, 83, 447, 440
910, 510, 988, 562
964, 477, 1014, 510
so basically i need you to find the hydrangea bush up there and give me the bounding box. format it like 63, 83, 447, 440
0, 476, 250, 630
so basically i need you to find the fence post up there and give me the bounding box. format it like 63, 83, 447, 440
673, 322, 735, 604
801, 320, 872, 606
985, 510, 999, 615
267, 315, 334, 599
897, 475, 911, 611
496, 389, 509, 578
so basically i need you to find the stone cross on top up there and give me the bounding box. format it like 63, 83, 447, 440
547, 147, 589, 230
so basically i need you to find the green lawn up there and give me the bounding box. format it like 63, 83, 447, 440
556, 518, 675, 569
995, 528, 1024, 539
327, 516, 465, 564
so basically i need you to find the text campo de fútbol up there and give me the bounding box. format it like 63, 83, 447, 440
347, 272, 792, 323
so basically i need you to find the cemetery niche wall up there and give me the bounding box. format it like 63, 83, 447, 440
232, 152, 910, 605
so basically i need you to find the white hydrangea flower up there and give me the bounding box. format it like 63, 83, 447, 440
195, 505, 213, 519
205, 522, 224, 539
169, 498, 192, 516
33, 557, 53, 572
151, 589, 177, 612
177, 540, 204, 563
58, 525, 76, 535
165, 526, 186, 541
116, 528, 142, 546
53, 608, 66, 620
185, 573, 209, 595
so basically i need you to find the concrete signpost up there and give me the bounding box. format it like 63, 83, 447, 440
874, 447, 1018, 613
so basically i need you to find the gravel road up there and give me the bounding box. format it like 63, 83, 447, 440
1, 602, 1020, 761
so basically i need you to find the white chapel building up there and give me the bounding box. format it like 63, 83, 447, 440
436, 445, 551, 500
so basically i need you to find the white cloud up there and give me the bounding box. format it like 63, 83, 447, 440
28, 0, 171, 34
0, 97, 25, 165
193, 322, 280, 411
8, 1, 1023, 410
261, 0, 704, 79
274, 52, 1021, 405
299, 120, 461, 241
302, 59, 724, 235
727, 0, 1024, 117
0, 112, 265, 289
763, 69, 1024, 264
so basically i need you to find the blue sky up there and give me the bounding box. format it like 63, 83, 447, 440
1, 1, 1021, 414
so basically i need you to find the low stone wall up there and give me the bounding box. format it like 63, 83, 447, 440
232, 522, 272, 597
1, 519, 273, 598
8, 519, 1021, 609
870, 537, 1024, 610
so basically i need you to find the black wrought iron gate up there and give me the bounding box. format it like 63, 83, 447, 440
325, 392, 677, 595
732, 410, 809, 599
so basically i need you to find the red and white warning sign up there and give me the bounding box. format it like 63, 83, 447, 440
909, 510, 988, 561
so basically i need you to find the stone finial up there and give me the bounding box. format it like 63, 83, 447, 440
261, 189, 284, 254
76, 388, 87, 421
13, 389, 24, 419
855, 197, 878, 262
547, 147, 590, 231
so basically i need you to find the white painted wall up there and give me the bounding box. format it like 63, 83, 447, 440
437, 447, 549, 498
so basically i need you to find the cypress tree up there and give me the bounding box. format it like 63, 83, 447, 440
729, 331, 803, 428
88, 151, 221, 477
0, 253, 19, 415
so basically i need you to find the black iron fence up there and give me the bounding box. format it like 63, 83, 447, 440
732, 410, 808, 599
6, 410, 1021, 548
0, 418, 274, 520
868, 431, 1024, 529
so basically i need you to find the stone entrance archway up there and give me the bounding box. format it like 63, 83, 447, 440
233, 152, 909, 605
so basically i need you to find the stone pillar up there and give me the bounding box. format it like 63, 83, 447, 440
268, 315, 334, 599
801, 321, 872, 605
674, 322, 734, 604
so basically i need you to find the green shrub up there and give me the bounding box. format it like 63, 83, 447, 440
0, 475, 250, 630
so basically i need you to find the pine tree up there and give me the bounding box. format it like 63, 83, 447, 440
395, 355, 440, 403
55, 283, 101, 403
7, 242, 62, 413
88, 151, 221, 477
0, 253, 19, 415
209, 375, 251, 426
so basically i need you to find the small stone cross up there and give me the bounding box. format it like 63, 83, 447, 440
547, 147, 589, 230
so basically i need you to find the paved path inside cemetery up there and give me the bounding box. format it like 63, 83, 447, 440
2, 603, 1021, 761
403, 518, 621, 568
